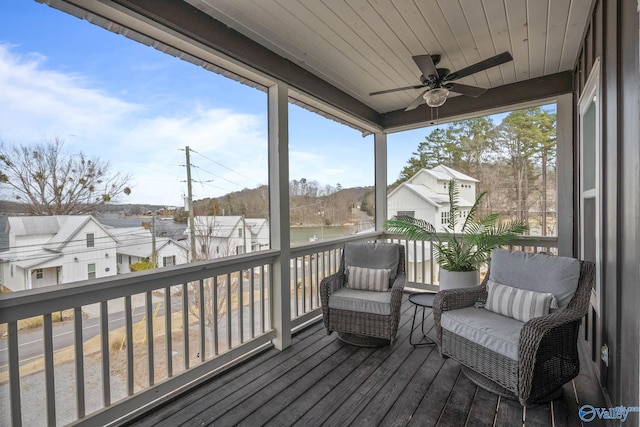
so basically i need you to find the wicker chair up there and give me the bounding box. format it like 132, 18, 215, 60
433, 249, 595, 406
320, 242, 405, 346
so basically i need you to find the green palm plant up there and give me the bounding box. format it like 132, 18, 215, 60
384, 179, 528, 272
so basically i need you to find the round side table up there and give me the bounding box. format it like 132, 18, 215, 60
408, 292, 436, 347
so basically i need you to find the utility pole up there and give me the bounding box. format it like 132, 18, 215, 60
185, 146, 197, 262
151, 211, 157, 268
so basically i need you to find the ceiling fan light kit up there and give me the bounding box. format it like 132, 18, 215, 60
369, 51, 513, 111
423, 87, 449, 107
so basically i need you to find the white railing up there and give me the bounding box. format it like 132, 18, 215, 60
0, 231, 556, 426
0, 251, 278, 427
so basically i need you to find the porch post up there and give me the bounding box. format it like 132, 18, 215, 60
374, 132, 388, 231
268, 81, 292, 350
556, 93, 573, 256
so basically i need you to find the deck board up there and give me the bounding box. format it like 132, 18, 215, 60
130, 295, 607, 427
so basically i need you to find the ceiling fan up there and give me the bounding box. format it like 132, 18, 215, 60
369, 51, 513, 111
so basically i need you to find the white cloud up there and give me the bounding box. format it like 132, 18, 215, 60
0, 43, 375, 206
0, 44, 268, 205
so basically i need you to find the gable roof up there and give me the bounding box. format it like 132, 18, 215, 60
430, 165, 479, 182
108, 227, 188, 257
8, 215, 119, 253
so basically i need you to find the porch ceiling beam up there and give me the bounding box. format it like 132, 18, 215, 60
110, 0, 381, 127
380, 71, 574, 131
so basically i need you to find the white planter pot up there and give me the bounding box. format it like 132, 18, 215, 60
439, 269, 480, 290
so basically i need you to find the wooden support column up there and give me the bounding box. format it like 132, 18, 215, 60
374, 132, 388, 232
556, 93, 574, 257
268, 82, 292, 350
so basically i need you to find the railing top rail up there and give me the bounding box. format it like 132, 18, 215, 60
0, 249, 279, 324
383, 233, 558, 245
290, 231, 382, 257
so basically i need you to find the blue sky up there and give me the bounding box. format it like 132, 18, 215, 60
1, 1, 542, 206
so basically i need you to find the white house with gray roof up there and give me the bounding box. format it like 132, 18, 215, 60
0, 216, 190, 292
185, 216, 269, 260
387, 165, 478, 282
0, 215, 119, 291
107, 227, 189, 273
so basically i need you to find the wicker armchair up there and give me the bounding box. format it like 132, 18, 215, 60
433, 249, 595, 405
320, 242, 405, 346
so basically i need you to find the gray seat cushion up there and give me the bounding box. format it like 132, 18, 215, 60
441, 306, 524, 360
344, 242, 400, 285
328, 287, 392, 316
489, 249, 580, 309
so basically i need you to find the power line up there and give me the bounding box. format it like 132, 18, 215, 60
192, 150, 264, 187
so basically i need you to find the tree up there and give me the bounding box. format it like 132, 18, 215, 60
0, 138, 131, 215
496, 108, 546, 226
395, 128, 451, 184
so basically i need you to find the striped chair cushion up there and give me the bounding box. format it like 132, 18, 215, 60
485, 280, 558, 323
346, 266, 391, 292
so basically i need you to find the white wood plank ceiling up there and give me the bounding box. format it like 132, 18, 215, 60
187, 0, 593, 114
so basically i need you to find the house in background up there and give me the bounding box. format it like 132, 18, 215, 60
186, 216, 270, 260
107, 227, 189, 272
0, 215, 119, 291
244, 218, 270, 252
387, 165, 478, 282
0, 216, 190, 291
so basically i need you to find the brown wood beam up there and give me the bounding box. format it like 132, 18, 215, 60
380, 71, 574, 130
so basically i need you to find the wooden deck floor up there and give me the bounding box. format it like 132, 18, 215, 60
130, 295, 609, 427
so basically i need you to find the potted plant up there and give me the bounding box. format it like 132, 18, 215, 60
384, 179, 528, 289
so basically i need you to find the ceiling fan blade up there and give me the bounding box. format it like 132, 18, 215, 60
412, 55, 438, 78
405, 91, 427, 111
448, 83, 487, 98
444, 51, 513, 81
369, 85, 424, 96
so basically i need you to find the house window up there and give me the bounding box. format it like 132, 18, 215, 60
163, 256, 176, 267
441, 211, 450, 225
35, 269, 43, 279
88, 263, 96, 279
87, 233, 95, 248
117, 254, 122, 264
236, 245, 245, 255
201, 244, 208, 257
397, 211, 415, 218
238, 228, 243, 238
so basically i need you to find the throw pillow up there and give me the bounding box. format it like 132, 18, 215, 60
346, 266, 391, 292
485, 280, 558, 322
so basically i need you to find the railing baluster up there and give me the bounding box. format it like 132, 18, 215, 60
238, 271, 244, 344
302, 256, 307, 313
43, 314, 56, 427
314, 252, 319, 309
226, 273, 232, 350
145, 291, 154, 385
125, 296, 134, 395
260, 266, 265, 334
8, 321, 21, 427
100, 301, 110, 406
198, 279, 205, 361
74, 307, 85, 418
421, 240, 426, 284
250, 267, 255, 338
164, 286, 173, 377
182, 283, 189, 370
293, 258, 299, 317
213, 276, 219, 355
